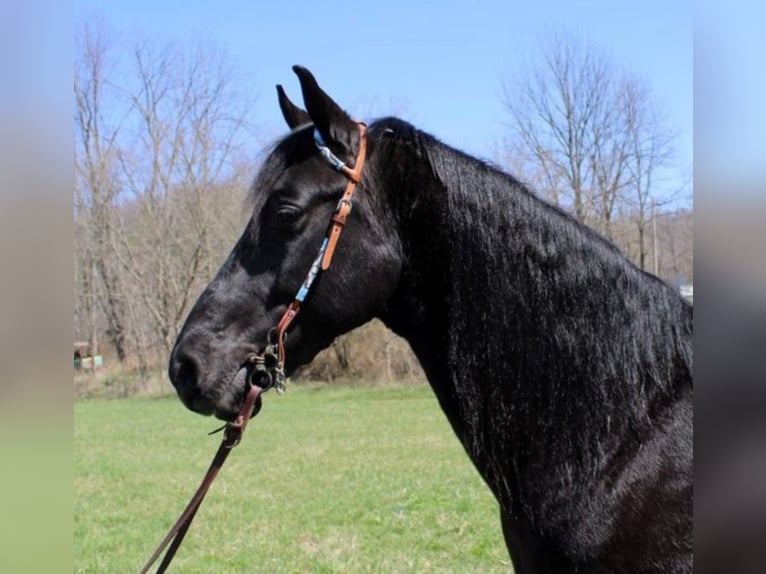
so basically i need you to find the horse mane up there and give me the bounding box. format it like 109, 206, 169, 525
251, 118, 693, 463
367, 117, 693, 513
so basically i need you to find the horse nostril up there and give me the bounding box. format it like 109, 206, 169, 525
170, 351, 201, 395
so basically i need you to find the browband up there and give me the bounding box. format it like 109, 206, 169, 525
313, 127, 365, 183
313, 129, 347, 173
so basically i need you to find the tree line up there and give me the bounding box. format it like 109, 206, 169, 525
74, 22, 692, 388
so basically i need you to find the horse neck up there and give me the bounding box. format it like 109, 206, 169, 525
374, 126, 692, 484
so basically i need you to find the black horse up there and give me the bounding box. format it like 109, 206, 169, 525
169, 66, 693, 573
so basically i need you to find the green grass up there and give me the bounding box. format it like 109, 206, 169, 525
75, 384, 511, 573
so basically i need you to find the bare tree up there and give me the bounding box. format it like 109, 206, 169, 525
74, 19, 254, 375
502, 31, 687, 275
621, 79, 677, 270
110, 37, 253, 359
74, 22, 129, 362
503, 33, 627, 228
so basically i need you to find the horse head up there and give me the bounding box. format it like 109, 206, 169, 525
168, 66, 402, 420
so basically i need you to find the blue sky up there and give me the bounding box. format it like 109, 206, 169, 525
75, 0, 692, 191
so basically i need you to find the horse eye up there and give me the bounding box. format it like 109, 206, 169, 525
275, 203, 303, 224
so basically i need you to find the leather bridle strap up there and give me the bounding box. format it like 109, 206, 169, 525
139, 384, 263, 574
272, 122, 368, 369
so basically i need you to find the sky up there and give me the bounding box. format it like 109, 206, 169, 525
74, 0, 693, 196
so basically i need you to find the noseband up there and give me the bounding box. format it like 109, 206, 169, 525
141, 122, 368, 573
247, 122, 368, 393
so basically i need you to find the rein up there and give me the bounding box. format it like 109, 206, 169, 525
139, 122, 368, 573
138, 383, 262, 574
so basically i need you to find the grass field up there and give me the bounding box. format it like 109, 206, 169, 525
74, 384, 511, 573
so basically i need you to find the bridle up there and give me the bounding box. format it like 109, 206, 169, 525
139, 122, 368, 573
246, 121, 368, 394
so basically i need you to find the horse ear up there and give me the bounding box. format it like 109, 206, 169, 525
292, 65, 358, 161
276, 85, 311, 130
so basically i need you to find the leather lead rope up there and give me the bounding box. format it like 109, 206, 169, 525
139, 384, 263, 574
